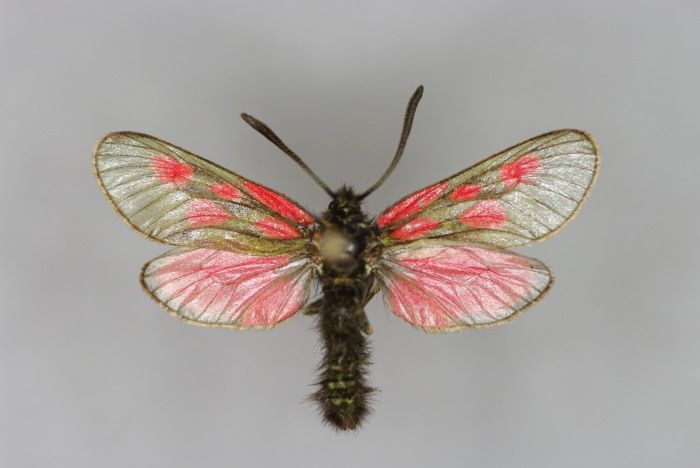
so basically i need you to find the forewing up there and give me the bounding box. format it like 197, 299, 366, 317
377, 130, 598, 247
376, 241, 552, 332
94, 132, 315, 255
141, 248, 313, 329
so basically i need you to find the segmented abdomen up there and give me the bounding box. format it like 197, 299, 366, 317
312, 287, 374, 430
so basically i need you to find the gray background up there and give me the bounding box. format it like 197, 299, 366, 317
2, 1, 698, 467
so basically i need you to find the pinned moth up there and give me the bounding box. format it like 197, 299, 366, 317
94, 86, 598, 430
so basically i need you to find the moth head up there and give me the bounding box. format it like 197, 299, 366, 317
328, 185, 363, 215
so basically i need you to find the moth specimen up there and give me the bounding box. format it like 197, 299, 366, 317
94, 86, 598, 430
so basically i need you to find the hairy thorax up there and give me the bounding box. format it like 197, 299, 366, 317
316, 227, 360, 274
311, 187, 380, 281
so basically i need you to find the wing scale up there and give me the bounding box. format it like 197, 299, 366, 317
377, 129, 598, 247
94, 132, 315, 256
377, 241, 552, 332
141, 248, 313, 329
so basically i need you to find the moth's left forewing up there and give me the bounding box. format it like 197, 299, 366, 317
375, 240, 553, 332
377, 130, 599, 247
94, 132, 315, 256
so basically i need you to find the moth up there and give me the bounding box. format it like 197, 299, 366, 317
94, 86, 598, 430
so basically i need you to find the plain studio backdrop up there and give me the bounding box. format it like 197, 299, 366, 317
1, 1, 698, 467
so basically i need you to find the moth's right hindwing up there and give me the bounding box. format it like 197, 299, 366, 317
376, 240, 552, 332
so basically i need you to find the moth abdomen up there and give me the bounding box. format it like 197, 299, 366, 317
313, 287, 374, 431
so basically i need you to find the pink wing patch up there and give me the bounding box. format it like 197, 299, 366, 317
186, 200, 232, 227
152, 154, 193, 187
244, 181, 314, 225
450, 184, 481, 201
209, 182, 243, 201
459, 200, 506, 229
255, 216, 301, 239
377, 182, 448, 228
142, 248, 313, 328
375, 130, 598, 248
500, 154, 540, 189
378, 242, 551, 331
388, 217, 440, 241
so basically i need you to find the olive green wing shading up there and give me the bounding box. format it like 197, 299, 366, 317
376, 130, 598, 248
94, 132, 316, 256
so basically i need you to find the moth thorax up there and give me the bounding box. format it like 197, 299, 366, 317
317, 227, 358, 269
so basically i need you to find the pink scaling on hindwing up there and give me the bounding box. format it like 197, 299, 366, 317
239, 276, 308, 327
382, 244, 542, 329
387, 275, 452, 328
150, 249, 308, 326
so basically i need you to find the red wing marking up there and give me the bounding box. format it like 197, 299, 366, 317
378, 242, 551, 331
255, 216, 301, 239
389, 217, 440, 241
459, 201, 506, 229
244, 181, 314, 225
377, 182, 448, 228
500, 154, 540, 189
151, 154, 193, 187
186, 200, 231, 227
375, 130, 598, 248
94, 132, 311, 254
142, 248, 312, 328
450, 184, 481, 201
209, 182, 243, 201
386, 276, 452, 328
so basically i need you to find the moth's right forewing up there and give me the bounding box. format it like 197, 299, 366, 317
376, 130, 599, 247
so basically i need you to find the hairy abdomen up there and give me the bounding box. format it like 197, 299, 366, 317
312, 284, 374, 430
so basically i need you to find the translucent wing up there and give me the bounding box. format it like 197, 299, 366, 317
376, 130, 598, 247
94, 132, 315, 256
141, 248, 313, 329
376, 240, 552, 332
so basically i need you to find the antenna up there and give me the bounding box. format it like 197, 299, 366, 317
241, 112, 335, 197
358, 85, 424, 200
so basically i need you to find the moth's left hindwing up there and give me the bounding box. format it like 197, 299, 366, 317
141, 248, 313, 329
94, 132, 315, 328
